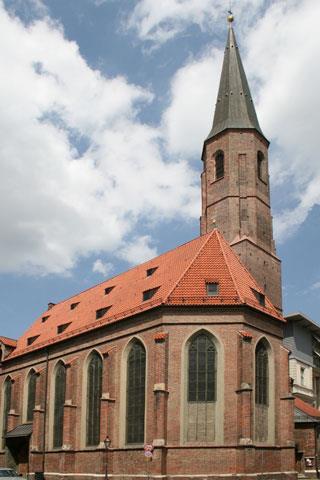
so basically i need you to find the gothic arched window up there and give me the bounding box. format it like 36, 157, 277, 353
186, 331, 217, 442
53, 362, 66, 448
26, 370, 37, 422
86, 352, 103, 446
126, 340, 146, 444
215, 151, 224, 180
2, 377, 12, 447
255, 341, 269, 405
188, 332, 216, 402
257, 151, 265, 182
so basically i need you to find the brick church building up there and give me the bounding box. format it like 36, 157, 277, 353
0, 16, 296, 480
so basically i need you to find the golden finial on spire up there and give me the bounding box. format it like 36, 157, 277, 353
227, 9, 234, 24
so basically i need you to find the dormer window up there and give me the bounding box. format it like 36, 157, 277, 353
143, 287, 159, 301
57, 323, 71, 334
96, 306, 111, 320
146, 267, 158, 277
42, 315, 50, 323
104, 286, 115, 295
27, 335, 39, 346
70, 302, 79, 310
206, 282, 219, 296
252, 289, 265, 307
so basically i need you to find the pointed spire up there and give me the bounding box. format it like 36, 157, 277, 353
207, 18, 266, 142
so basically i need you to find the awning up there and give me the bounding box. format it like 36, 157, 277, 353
6, 424, 32, 438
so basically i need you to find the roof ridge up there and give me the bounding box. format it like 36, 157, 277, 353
164, 231, 214, 303
215, 230, 244, 303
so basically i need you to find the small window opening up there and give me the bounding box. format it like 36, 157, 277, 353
57, 323, 71, 334
206, 282, 219, 296
215, 151, 224, 180
252, 289, 265, 307
70, 302, 79, 310
96, 306, 111, 319
143, 287, 159, 301
146, 267, 158, 277
257, 151, 265, 181
42, 315, 50, 323
104, 286, 115, 295
301, 367, 305, 386
27, 335, 39, 346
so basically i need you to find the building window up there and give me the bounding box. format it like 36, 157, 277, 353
143, 287, 159, 301
53, 362, 66, 448
146, 267, 158, 277
255, 341, 269, 406
188, 332, 216, 402
186, 332, 217, 442
301, 367, 305, 386
2, 377, 12, 448
27, 335, 39, 346
70, 302, 79, 310
257, 151, 266, 182
126, 340, 146, 444
86, 352, 103, 446
104, 286, 115, 295
57, 323, 71, 334
215, 151, 224, 180
96, 306, 111, 319
206, 282, 219, 297
26, 370, 37, 422
252, 289, 265, 307
42, 315, 50, 323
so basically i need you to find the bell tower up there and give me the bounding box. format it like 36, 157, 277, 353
200, 15, 282, 311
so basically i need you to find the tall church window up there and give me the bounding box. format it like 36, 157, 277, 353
255, 339, 270, 442
126, 340, 146, 444
1, 377, 12, 448
215, 151, 224, 180
26, 370, 37, 422
53, 362, 66, 448
86, 352, 103, 446
186, 331, 217, 442
257, 151, 265, 182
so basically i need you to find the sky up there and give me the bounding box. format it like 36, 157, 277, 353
0, 0, 319, 340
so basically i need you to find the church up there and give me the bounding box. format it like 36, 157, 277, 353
0, 15, 296, 480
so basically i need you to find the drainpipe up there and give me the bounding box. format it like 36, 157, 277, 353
315, 422, 320, 479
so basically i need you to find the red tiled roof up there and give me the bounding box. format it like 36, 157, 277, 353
0, 336, 17, 348
295, 397, 320, 418
7, 230, 283, 360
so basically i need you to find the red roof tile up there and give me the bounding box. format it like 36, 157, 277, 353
7, 230, 283, 360
0, 336, 17, 348
295, 397, 320, 418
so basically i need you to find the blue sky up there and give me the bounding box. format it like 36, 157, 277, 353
0, 0, 319, 340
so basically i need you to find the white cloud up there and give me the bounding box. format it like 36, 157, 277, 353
0, 2, 199, 275
162, 48, 222, 157
92, 259, 113, 276
125, 0, 265, 46
311, 282, 320, 291
118, 235, 158, 265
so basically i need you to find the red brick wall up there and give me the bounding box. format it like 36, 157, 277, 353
0, 307, 295, 480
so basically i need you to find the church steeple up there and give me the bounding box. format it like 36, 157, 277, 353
207, 20, 266, 142
200, 16, 282, 312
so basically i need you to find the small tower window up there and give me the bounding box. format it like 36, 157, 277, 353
215, 151, 224, 180
257, 151, 266, 182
